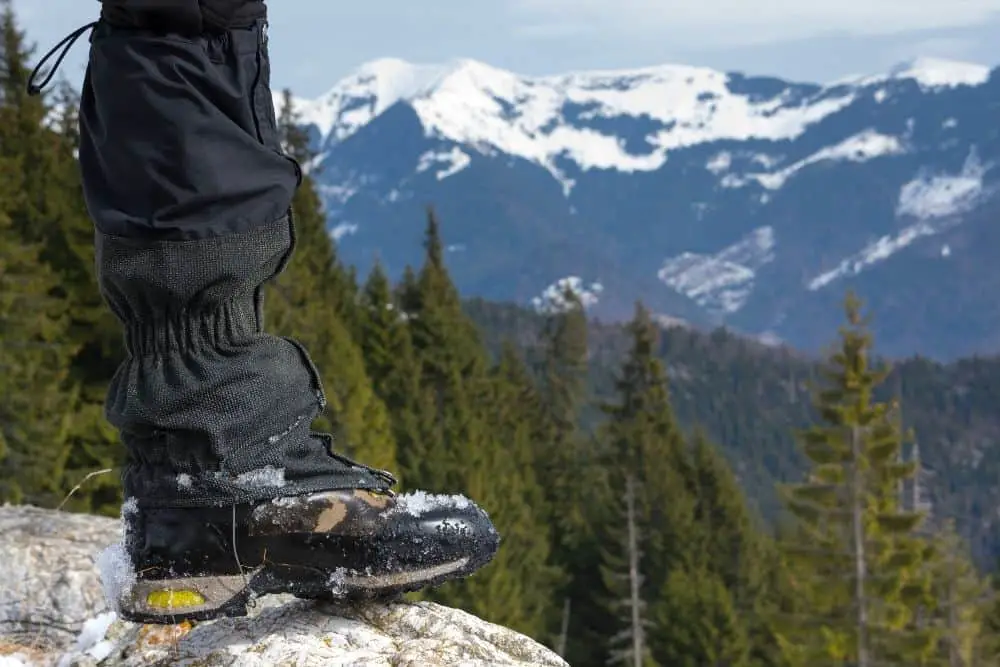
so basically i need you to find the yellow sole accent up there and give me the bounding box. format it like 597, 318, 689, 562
145, 589, 207, 609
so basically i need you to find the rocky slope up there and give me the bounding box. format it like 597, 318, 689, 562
281, 56, 1000, 359
0, 505, 566, 666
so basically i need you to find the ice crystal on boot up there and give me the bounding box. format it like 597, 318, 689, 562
97, 499, 138, 613
120, 496, 138, 517
267, 414, 307, 445
234, 466, 286, 487
97, 543, 135, 614
390, 490, 473, 517
328, 567, 349, 596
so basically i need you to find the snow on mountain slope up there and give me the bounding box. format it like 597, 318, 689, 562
286, 58, 448, 142
282, 54, 1000, 358
807, 150, 993, 290
837, 57, 991, 90
284, 56, 991, 196
658, 226, 776, 316
282, 59, 868, 193
719, 130, 906, 189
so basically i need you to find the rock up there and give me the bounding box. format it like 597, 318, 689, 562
0, 505, 120, 652
0, 506, 568, 666
59, 599, 568, 666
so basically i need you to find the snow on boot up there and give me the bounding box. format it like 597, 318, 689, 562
103, 489, 499, 624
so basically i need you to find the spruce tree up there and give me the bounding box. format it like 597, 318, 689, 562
358, 261, 420, 485
683, 429, 785, 664
0, 1, 119, 510
443, 342, 561, 638
650, 428, 783, 666
532, 286, 598, 648
600, 473, 657, 667
44, 79, 123, 515
534, 287, 591, 539
0, 166, 76, 505
923, 520, 991, 666
276, 88, 360, 333
400, 215, 560, 637
401, 207, 489, 492
774, 291, 939, 666
594, 302, 697, 666
653, 567, 750, 667
268, 91, 396, 473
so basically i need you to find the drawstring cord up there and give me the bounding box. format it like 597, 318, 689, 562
26, 21, 98, 96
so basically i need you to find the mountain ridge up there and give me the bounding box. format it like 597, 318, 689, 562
277, 55, 1000, 359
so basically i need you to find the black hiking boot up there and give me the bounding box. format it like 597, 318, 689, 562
108, 489, 499, 624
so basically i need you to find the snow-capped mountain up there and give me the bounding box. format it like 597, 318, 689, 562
279, 56, 1000, 359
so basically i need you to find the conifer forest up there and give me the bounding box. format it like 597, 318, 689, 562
5, 4, 1000, 665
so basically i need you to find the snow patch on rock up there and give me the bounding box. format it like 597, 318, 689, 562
896, 150, 988, 219
807, 222, 939, 290
658, 226, 775, 315
532, 276, 603, 313
807, 150, 992, 290
722, 130, 905, 189
417, 146, 472, 180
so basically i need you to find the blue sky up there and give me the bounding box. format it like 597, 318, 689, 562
13, 0, 1000, 97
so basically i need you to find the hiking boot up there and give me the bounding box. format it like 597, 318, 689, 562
105, 489, 499, 624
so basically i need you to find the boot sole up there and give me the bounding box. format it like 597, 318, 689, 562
116, 557, 474, 625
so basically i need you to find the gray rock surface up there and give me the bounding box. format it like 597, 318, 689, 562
0, 505, 568, 666
0, 505, 120, 651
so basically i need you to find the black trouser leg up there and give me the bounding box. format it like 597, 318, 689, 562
79, 14, 391, 508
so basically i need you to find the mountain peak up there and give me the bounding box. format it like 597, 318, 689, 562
286, 55, 995, 196
887, 56, 991, 87
833, 56, 991, 89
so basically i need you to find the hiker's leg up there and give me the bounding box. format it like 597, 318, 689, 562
80, 1, 392, 508
69, 1, 497, 624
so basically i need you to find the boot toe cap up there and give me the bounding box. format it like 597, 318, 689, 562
387, 498, 500, 571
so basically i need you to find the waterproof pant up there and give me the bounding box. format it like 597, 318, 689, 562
76, 2, 393, 508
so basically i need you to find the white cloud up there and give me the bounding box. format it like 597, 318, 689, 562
511, 0, 1000, 47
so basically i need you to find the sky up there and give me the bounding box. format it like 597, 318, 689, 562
13, 0, 1000, 98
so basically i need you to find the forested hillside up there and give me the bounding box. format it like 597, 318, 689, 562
468, 300, 1000, 565
4, 4, 1000, 664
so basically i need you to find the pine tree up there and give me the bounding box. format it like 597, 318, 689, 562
401, 207, 489, 492
653, 566, 750, 667
594, 302, 697, 666
682, 428, 783, 665
268, 91, 397, 473
275, 88, 360, 333
532, 286, 598, 649
774, 291, 939, 666
0, 1, 117, 510
600, 473, 656, 667
0, 163, 77, 505
443, 342, 562, 638
358, 260, 420, 485
923, 520, 991, 666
